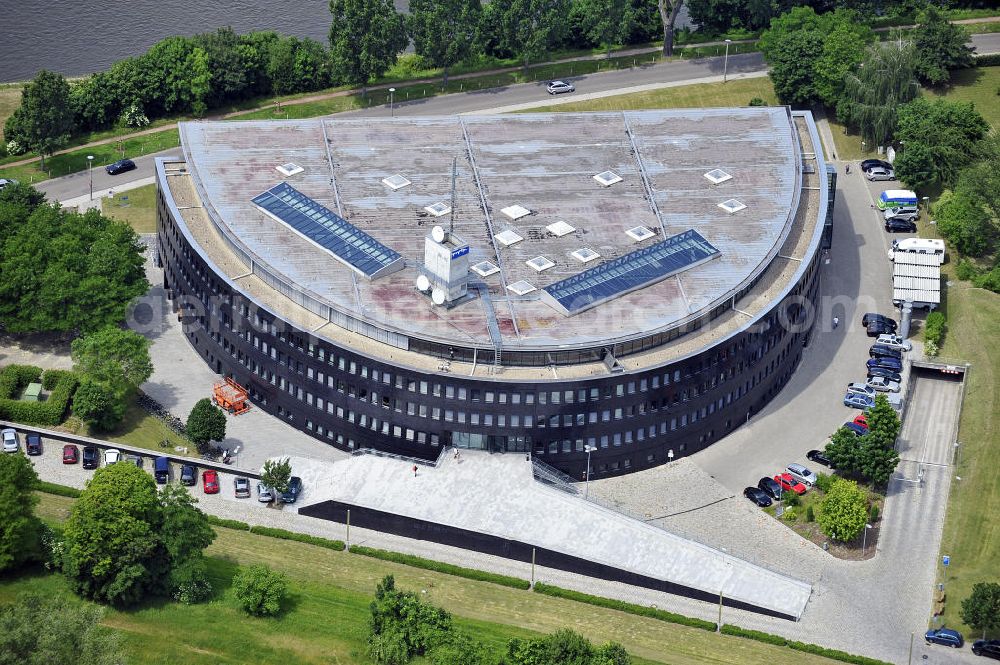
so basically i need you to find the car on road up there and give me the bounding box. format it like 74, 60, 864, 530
807, 449, 834, 467
758, 476, 783, 500
104, 448, 121, 465
866, 375, 901, 392
234, 476, 251, 498
773, 473, 807, 495
844, 422, 868, 436
105, 158, 136, 175
867, 356, 903, 372
862, 313, 898, 334
867, 367, 902, 383
786, 463, 817, 487
63, 444, 79, 464
846, 382, 876, 398
885, 217, 916, 233
861, 159, 892, 172
25, 432, 42, 456
876, 334, 913, 351
154, 456, 170, 483
865, 166, 895, 181
281, 476, 303, 504
546, 80, 575, 94
1, 428, 19, 453
202, 469, 220, 494
972, 639, 1000, 659
126, 454, 143, 467
180, 464, 197, 486
870, 343, 903, 360
257, 483, 274, 503
844, 393, 876, 409
82, 446, 99, 469
924, 628, 964, 648
743, 486, 772, 507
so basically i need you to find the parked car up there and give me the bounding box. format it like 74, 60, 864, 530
546, 80, 575, 94
105, 158, 136, 175
883, 205, 919, 221
62, 444, 79, 464
257, 483, 274, 503
870, 343, 903, 360
1, 428, 19, 453
866, 375, 901, 392
861, 313, 898, 331
885, 217, 917, 233
853, 414, 869, 428
104, 448, 121, 465
867, 367, 902, 383
25, 432, 42, 456
807, 449, 834, 467
180, 464, 197, 486
0, 178, 19, 192
867, 356, 903, 372
82, 445, 99, 469
202, 470, 220, 494
126, 454, 143, 467
876, 334, 912, 351
865, 166, 895, 181
758, 476, 783, 500
281, 476, 303, 504
972, 639, 1000, 659
846, 382, 876, 398
743, 486, 772, 507
844, 393, 876, 409
786, 463, 817, 487
154, 456, 170, 484
844, 422, 868, 436
867, 319, 896, 337
861, 159, 892, 172
773, 473, 807, 495
234, 476, 251, 498
924, 628, 964, 648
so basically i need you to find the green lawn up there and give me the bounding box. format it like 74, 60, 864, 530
20, 493, 854, 665
79, 400, 192, 455
101, 183, 157, 233
0, 84, 22, 141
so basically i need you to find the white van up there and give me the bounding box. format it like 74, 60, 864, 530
891, 238, 944, 255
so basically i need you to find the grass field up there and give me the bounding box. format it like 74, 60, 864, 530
19, 493, 853, 665
76, 401, 192, 455
100, 183, 157, 233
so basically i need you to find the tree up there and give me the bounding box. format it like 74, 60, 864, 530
961, 582, 1000, 639
893, 98, 989, 190
765, 30, 824, 106
5, 70, 74, 169
72, 327, 153, 390
934, 191, 994, 257
812, 16, 875, 108
261, 457, 293, 495
186, 398, 227, 451
838, 37, 919, 148
574, 0, 629, 59
493, 0, 572, 69
159, 484, 215, 604
369, 575, 453, 659
232, 564, 289, 617
194, 27, 250, 107
657, 0, 685, 56
71, 379, 124, 432
824, 426, 863, 474
913, 7, 974, 86
0, 453, 42, 572
329, 0, 408, 95
0, 594, 125, 665
817, 479, 869, 542
855, 439, 900, 487
410, 0, 481, 85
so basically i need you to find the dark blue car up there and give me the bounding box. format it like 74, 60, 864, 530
867, 357, 902, 372
867, 367, 902, 383
925, 628, 963, 648
105, 158, 136, 175
843, 422, 868, 436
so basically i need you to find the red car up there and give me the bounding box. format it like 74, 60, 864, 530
853, 414, 869, 428
202, 470, 220, 494
62, 444, 79, 464
773, 473, 807, 495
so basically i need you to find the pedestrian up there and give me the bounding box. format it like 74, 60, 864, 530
845, 163, 851, 174
412, 464, 418, 477
833, 316, 840, 329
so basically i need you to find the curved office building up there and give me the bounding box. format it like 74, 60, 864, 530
155, 108, 830, 478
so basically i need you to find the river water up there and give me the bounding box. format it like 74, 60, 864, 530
0, 0, 403, 83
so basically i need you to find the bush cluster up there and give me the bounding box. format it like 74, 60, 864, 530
0, 365, 79, 427
205, 515, 251, 531
350, 545, 530, 590
721, 624, 893, 665
924, 312, 946, 347
249, 525, 345, 551
532, 582, 717, 631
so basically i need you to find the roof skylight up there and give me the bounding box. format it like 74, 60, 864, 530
571, 248, 600, 263
718, 199, 747, 214
424, 202, 452, 217
625, 226, 655, 242
546, 220, 576, 237
507, 280, 536, 296
275, 163, 304, 177
501, 204, 531, 220
526, 256, 555, 273
704, 169, 732, 185
594, 170, 623, 187
494, 229, 524, 247
382, 174, 411, 190
471, 261, 500, 277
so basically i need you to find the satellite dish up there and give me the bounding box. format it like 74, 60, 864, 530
415, 274, 430, 292
431, 288, 446, 305
431, 225, 446, 243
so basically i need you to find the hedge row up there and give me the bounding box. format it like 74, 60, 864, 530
249, 525, 345, 551
206, 515, 251, 531
0, 366, 79, 427
36, 481, 83, 498
349, 545, 531, 590
533, 583, 717, 632
974, 53, 1000, 67
720, 625, 893, 665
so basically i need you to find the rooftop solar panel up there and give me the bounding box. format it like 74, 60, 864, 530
251, 183, 404, 279
541, 229, 720, 316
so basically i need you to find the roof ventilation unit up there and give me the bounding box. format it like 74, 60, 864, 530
625, 226, 655, 242
275, 163, 304, 177
718, 199, 747, 214
507, 280, 536, 296
501, 204, 531, 220
526, 256, 555, 273
424, 202, 452, 217
546, 220, 576, 237
382, 174, 412, 190
593, 170, 623, 187
571, 248, 600, 263
471, 261, 500, 278
494, 229, 524, 247
704, 169, 732, 185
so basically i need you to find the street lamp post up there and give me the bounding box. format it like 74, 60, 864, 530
87, 155, 94, 201
723, 40, 732, 83
862, 523, 873, 555
389, 87, 396, 117
584, 444, 596, 498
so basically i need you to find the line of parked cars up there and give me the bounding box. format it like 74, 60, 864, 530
925, 628, 1000, 659
744, 463, 818, 507
861, 162, 920, 233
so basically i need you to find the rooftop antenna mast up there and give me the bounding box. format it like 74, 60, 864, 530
449, 157, 457, 235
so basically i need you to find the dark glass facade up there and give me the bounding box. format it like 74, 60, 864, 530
156, 180, 823, 480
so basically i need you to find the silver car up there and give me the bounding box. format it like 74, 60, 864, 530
1, 428, 19, 453
867, 375, 901, 392
846, 382, 876, 398
876, 334, 912, 351
883, 206, 918, 221
786, 463, 817, 487
257, 483, 274, 503
546, 80, 575, 95
865, 166, 895, 181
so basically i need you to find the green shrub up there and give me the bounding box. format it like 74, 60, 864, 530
0, 365, 42, 399
720, 624, 788, 645
782, 508, 797, 521
925, 311, 946, 346
232, 564, 288, 617
870, 504, 879, 523
748, 97, 766, 106
955, 259, 980, 282
0, 366, 79, 426
814, 472, 835, 493
350, 545, 530, 590
806, 505, 815, 522
248, 525, 345, 550
532, 583, 717, 631
781, 490, 800, 506
36, 481, 82, 498
721, 625, 893, 664
206, 515, 250, 531
975, 53, 1000, 67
